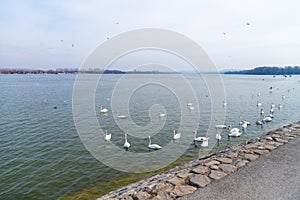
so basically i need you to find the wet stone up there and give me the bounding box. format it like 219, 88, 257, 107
271, 134, 282, 138
209, 170, 227, 180
244, 153, 259, 161
133, 191, 152, 200
245, 143, 259, 149
190, 174, 211, 188
192, 165, 210, 175
177, 172, 194, 181
226, 152, 238, 159
215, 157, 233, 164
152, 191, 172, 200
219, 164, 237, 173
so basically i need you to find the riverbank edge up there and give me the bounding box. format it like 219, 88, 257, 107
97, 121, 300, 200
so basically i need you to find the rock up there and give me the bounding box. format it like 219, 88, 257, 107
173, 185, 197, 197
245, 143, 259, 149
133, 191, 152, 200
219, 164, 237, 173
240, 149, 253, 154
177, 172, 194, 181
234, 159, 249, 168
152, 191, 172, 200
166, 177, 185, 186
209, 170, 227, 180
253, 149, 269, 155
271, 134, 282, 138
215, 157, 233, 164
226, 152, 238, 159
265, 136, 273, 141
204, 160, 220, 166
190, 174, 211, 188
192, 165, 210, 175
263, 144, 277, 150
210, 165, 219, 170
268, 141, 284, 146
274, 138, 288, 143
244, 153, 259, 161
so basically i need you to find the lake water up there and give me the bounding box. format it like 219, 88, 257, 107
1, 74, 300, 199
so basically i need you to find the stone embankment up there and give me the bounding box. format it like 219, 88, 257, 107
98, 122, 300, 200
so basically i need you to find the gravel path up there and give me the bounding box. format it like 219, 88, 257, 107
180, 134, 300, 200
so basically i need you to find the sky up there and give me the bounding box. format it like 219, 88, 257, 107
0, 0, 300, 71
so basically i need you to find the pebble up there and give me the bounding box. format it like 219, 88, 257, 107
210, 165, 219, 170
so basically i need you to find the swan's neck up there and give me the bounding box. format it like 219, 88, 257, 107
125, 134, 127, 142
148, 137, 151, 145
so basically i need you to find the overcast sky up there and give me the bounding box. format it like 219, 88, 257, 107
0, 0, 300, 70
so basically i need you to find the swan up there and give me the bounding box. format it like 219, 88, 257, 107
148, 136, 162, 150
271, 103, 275, 108
159, 112, 166, 117
278, 104, 283, 109
215, 125, 227, 129
255, 120, 264, 125
100, 107, 108, 113
260, 108, 265, 116
223, 101, 227, 106
216, 132, 221, 140
104, 130, 111, 141
193, 131, 209, 142
263, 116, 272, 122
257, 101, 262, 107
228, 126, 242, 137
241, 122, 248, 129
201, 139, 209, 147
173, 130, 181, 140
187, 102, 193, 106
270, 107, 275, 114
282, 95, 285, 100
188, 106, 195, 110
123, 133, 130, 149
116, 111, 127, 119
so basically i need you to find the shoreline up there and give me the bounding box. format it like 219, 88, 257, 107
97, 121, 300, 200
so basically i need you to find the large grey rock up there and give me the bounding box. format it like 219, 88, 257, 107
274, 138, 288, 143
209, 170, 227, 180
166, 177, 185, 186
215, 157, 233, 164
204, 160, 220, 166
253, 149, 269, 155
234, 159, 249, 168
133, 191, 152, 200
190, 174, 211, 188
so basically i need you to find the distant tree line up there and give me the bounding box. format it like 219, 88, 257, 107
225, 66, 300, 75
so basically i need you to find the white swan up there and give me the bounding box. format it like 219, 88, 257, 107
271, 103, 275, 108
228, 126, 241, 137
123, 133, 130, 149
104, 130, 111, 141
263, 116, 272, 122
187, 102, 193, 106
255, 120, 263, 125
188, 106, 195, 110
241, 122, 248, 129
278, 104, 283, 109
223, 101, 227, 106
257, 101, 262, 107
215, 125, 227, 129
148, 136, 162, 150
270, 107, 275, 114
159, 112, 166, 117
201, 139, 209, 147
193, 131, 209, 142
100, 107, 108, 113
260, 108, 265, 116
216, 132, 221, 140
173, 130, 181, 140
116, 111, 127, 119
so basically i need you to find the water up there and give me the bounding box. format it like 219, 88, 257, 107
1, 74, 300, 199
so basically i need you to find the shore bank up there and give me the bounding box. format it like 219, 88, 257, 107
98, 121, 300, 200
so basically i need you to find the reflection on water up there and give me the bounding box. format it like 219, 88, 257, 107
0, 74, 300, 199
